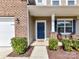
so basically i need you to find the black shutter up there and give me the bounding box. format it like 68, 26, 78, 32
55, 18, 57, 32
73, 20, 76, 34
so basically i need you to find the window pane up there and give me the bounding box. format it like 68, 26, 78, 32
57, 20, 64, 22
53, 1, 59, 5
68, 0, 74, 1
57, 20, 64, 27
66, 27, 72, 33
58, 23, 64, 27
52, 0, 59, 1
38, 0, 42, 3
66, 21, 72, 26
68, 1, 75, 5
58, 27, 64, 33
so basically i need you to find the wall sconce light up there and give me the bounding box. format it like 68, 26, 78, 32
16, 18, 20, 24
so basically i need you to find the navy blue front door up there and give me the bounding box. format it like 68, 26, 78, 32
37, 22, 45, 39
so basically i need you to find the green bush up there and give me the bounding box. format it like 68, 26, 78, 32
62, 39, 73, 52
49, 38, 58, 50
11, 37, 28, 54
73, 40, 79, 51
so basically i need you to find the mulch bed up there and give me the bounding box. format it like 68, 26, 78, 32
47, 47, 79, 59
8, 46, 34, 57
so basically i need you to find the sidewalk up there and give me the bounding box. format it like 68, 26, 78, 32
30, 46, 49, 59
0, 47, 12, 59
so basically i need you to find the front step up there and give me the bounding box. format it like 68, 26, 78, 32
31, 41, 49, 46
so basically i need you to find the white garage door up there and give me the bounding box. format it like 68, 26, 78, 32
0, 17, 15, 46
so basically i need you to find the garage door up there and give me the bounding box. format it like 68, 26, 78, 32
0, 17, 15, 46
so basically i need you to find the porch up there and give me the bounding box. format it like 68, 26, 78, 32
29, 16, 79, 45
27, 5, 79, 45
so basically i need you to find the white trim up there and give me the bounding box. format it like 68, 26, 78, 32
57, 19, 73, 35
51, 0, 61, 6
57, 18, 73, 20
35, 0, 47, 6
35, 20, 46, 40
27, 10, 30, 46
66, 0, 77, 6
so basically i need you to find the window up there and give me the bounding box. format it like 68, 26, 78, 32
51, 0, 61, 6
67, 0, 77, 6
38, 0, 42, 3
35, 0, 46, 6
57, 20, 73, 35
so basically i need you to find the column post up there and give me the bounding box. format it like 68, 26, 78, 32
51, 14, 55, 32
50, 14, 57, 39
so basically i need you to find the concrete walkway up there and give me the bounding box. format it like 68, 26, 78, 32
0, 47, 12, 59
30, 46, 49, 59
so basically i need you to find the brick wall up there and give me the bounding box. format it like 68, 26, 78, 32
0, 0, 28, 37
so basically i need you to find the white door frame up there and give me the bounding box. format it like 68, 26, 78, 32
35, 20, 46, 40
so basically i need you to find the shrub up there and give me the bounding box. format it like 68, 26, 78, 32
73, 40, 79, 51
49, 38, 58, 50
62, 39, 73, 52
11, 37, 28, 54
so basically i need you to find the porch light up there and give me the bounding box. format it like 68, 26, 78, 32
16, 18, 20, 24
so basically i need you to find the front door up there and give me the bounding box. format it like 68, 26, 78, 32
36, 20, 46, 40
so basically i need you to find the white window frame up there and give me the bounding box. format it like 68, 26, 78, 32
35, 0, 47, 6
51, 0, 61, 6
57, 19, 73, 35
66, 0, 77, 6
